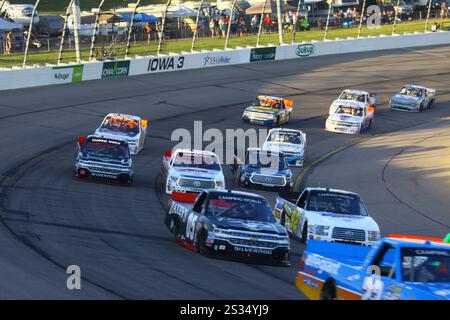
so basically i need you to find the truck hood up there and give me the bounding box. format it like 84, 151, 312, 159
327, 113, 363, 125
244, 106, 277, 115
263, 142, 304, 154
391, 94, 420, 104
171, 167, 222, 180
307, 211, 379, 231
243, 165, 290, 176
212, 217, 286, 235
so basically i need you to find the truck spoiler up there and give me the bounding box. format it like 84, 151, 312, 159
305, 240, 371, 267
168, 191, 199, 210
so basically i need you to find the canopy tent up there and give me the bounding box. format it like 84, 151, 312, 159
245, 0, 297, 14
139, 5, 199, 18
0, 18, 23, 31
117, 13, 159, 23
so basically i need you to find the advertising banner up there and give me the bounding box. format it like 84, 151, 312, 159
101, 60, 130, 79
52, 65, 84, 84
249, 47, 277, 62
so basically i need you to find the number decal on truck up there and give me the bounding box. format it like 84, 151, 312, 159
186, 213, 199, 241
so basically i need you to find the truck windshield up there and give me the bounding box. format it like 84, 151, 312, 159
401, 247, 450, 283
339, 91, 366, 102
100, 115, 140, 136
206, 194, 276, 223
335, 106, 364, 117
81, 138, 130, 161
173, 152, 221, 171
254, 97, 282, 109
400, 87, 423, 97
245, 150, 288, 170
306, 190, 368, 216
267, 131, 303, 145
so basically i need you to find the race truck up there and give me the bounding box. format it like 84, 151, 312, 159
74, 135, 133, 184
94, 113, 148, 155
165, 190, 291, 265
262, 128, 307, 167
329, 89, 376, 114
161, 149, 225, 194
389, 84, 436, 112
325, 101, 375, 134
273, 188, 380, 245
242, 95, 294, 126
231, 148, 293, 191
296, 234, 450, 300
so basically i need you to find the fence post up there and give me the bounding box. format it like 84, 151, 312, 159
22, 0, 41, 68
357, 0, 367, 38
157, 0, 172, 55
58, 0, 75, 65
125, 0, 141, 59
224, 0, 238, 49
191, 0, 205, 52
392, 0, 401, 35
256, 0, 269, 47
324, 0, 334, 40
424, 0, 433, 31
276, 0, 284, 44
292, 0, 303, 44
89, 0, 105, 61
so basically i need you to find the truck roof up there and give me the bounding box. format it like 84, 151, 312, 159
341, 89, 369, 95
268, 128, 304, 135
383, 237, 450, 250
304, 187, 359, 197
105, 113, 141, 121
402, 84, 428, 90
208, 189, 268, 200
173, 149, 219, 157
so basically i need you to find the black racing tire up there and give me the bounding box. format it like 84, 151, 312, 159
359, 124, 364, 134
320, 279, 337, 300
301, 222, 308, 244
420, 102, 424, 112
280, 210, 286, 227
172, 218, 180, 240
368, 119, 373, 130
197, 232, 209, 256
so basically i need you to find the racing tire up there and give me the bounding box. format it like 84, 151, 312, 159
280, 210, 286, 227
419, 102, 424, 112
301, 222, 308, 244
368, 119, 373, 130
429, 99, 434, 109
359, 124, 364, 134
274, 116, 281, 127
172, 218, 180, 240
197, 232, 209, 257
320, 279, 337, 300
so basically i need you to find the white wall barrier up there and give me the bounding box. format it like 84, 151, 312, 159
0, 31, 449, 91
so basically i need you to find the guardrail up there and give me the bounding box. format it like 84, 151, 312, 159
0, 30, 449, 91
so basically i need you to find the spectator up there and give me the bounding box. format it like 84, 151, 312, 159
5, 31, 11, 54
145, 22, 151, 43
239, 17, 246, 36
22, 30, 28, 50
209, 18, 216, 38
219, 17, 227, 37
250, 15, 258, 34
317, 16, 324, 30
264, 14, 271, 33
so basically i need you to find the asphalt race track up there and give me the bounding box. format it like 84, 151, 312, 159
0, 45, 449, 298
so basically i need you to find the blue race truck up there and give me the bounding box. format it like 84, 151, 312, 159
296, 234, 450, 300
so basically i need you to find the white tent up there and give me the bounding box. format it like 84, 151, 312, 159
0, 18, 23, 31
139, 5, 199, 18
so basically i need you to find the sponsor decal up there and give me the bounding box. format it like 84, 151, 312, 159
305, 255, 341, 275
250, 47, 276, 62
52, 65, 84, 83
102, 60, 130, 78
147, 56, 185, 72
203, 55, 231, 67
303, 277, 319, 288
234, 246, 272, 255
295, 44, 315, 57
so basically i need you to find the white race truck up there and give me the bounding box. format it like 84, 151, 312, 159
325, 101, 375, 134
262, 128, 307, 167
389, 84, 436, 112
161, 149, 225, 194
273, 188, 381, 246
94, 113, 148, 155
329, 89, 376, 114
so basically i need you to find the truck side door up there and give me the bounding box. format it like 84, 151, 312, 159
184, 192, 208, 245
362, 244, 399, 300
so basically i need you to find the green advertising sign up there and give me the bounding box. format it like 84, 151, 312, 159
52, 65, 84, 84
102, 60, 130, 79
250, 47, 276, 62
